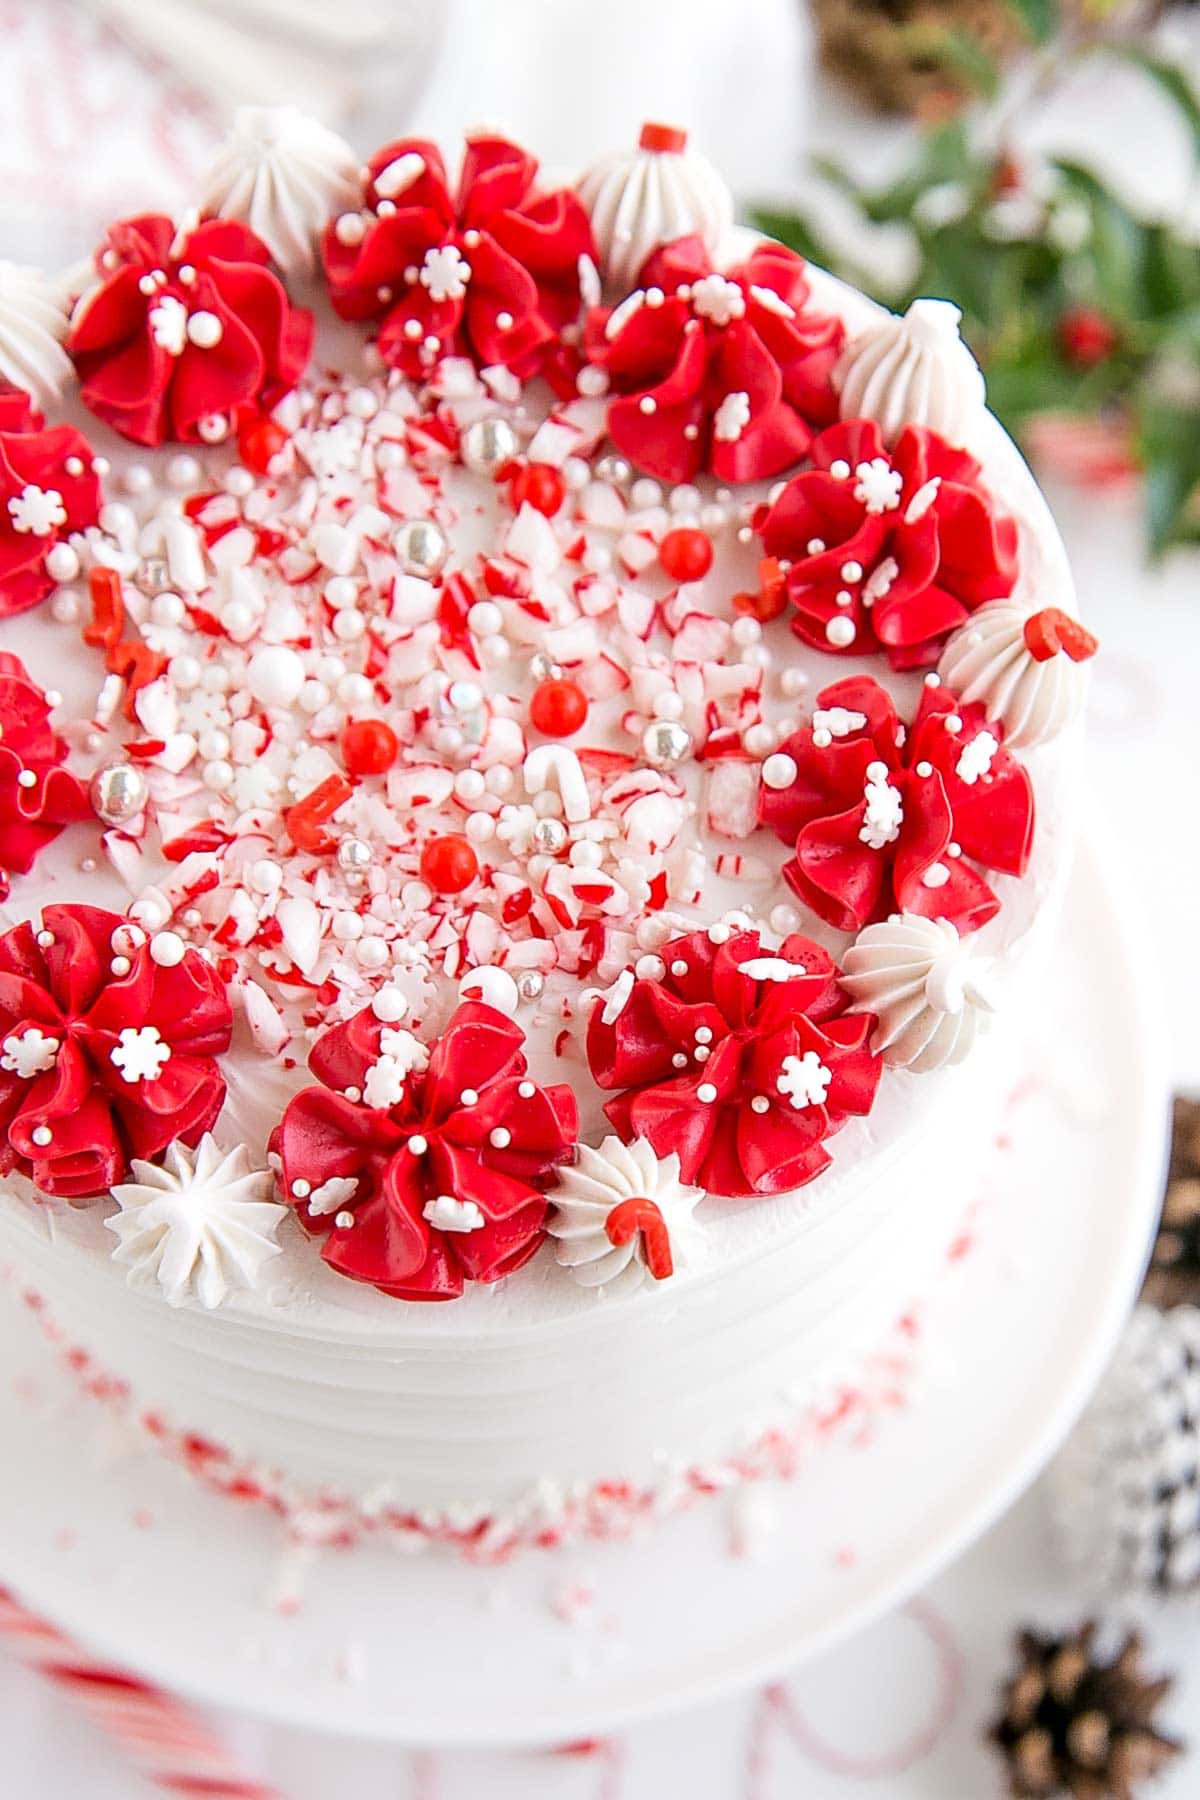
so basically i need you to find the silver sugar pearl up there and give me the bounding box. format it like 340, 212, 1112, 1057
531, 817, 568, 855
393, 518, 448, 579
135, 557, 171, 596
89, 761, 148, 826
642, 719, 693, 768
594, 454, 633, 488
529, 650, 563, 683
460, 416, 518, 475
336, 836, 373, 876
516, 970, 545, 1002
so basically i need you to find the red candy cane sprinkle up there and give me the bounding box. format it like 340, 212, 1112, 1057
605, 1197, 675, 1280
1023, 607, 1100, 663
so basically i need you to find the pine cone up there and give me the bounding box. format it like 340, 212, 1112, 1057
989, 1624, 1181, 1798
1142, 1098, 1200, 1310
808, 0, 1024, 115
1051, 1304, 1200, 1593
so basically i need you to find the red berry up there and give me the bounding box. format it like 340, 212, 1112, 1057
530, 677, 588, 738
420, 833, 478, 894
1058, 307, 1119, 369
341, 717, 399, 775
510, 462, 566, 518
658, 526, 713, 584
237, 416, 289, 474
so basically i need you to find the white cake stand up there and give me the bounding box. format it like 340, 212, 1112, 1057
0, 834, 1166, 1747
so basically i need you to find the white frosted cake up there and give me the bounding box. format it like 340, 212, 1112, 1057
0, 112, 1096, 1555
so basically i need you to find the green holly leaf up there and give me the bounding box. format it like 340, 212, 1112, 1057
1006, 0, 1056, 44
1138, 400, 1200, 555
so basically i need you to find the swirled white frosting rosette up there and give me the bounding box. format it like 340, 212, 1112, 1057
938, 601, 1098, 750
199, 105, 360, 276
577, 122, 733, 292
835, 298, 986, 448
0, 262, 73, 410
548, 1134, 705, 1297
840, 914, 996, 1074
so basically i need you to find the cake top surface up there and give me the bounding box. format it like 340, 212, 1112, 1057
0, 112, 1094, 1322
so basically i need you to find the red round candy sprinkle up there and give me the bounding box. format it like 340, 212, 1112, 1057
510, 462, 566, 518
639, 122, 688, 154
1057, 306, 1119, 369
341, 717, 399, 775
659, 527, 713, 584
237, 417, 289, 474
420, 833, 478, 894
530, 678, 588, 738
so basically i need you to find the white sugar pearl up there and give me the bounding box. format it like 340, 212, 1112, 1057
197, 728, 230, 760
44, 542, 79, 583
168, 654, 202, 691
325, 576, 359, 610
743, 723, 776, 756
248, 860, 282, 895
467, 599, 503, 636
50, 588, 80, 623
454, 769, 486, 803
149, 931, 186, 967
825, 617, 856, 648
731, 616, 761, 646
371, 986, 407, 1022
346, 387, 379, 419
167, 454, 202, 490
202, 759, 233, 791
122, 463, 153, 496
337, 673, 373, 708
355, 937, 390, 970
299, 679, 330, 714
150, 591, 185, 627
331, 912, 363, 942
186, 310, 223, 349
332, 609, 366, 641
224, 466, 255, 497
780, 667, 808, 698
769, 903, 801, 934
464, 812, 495, 844
459, 967, 519, 1016
762, 752, 799, 790
247, 646, 306, 708
485, 765, 515, 797
631, 478, 663, 509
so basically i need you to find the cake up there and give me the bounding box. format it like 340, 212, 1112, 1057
0, 112, 1097, 1558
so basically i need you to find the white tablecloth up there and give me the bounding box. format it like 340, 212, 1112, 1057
1, 2, 1197, 1791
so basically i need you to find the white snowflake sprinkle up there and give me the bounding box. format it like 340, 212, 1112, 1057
7, 484, 66, 536
110, 1025, 172, 1085
811, 706, 867, 740
362, 1055, 408, 1110
307, 1174, 360, 1216
776, 1050, 832, 1110
690, 275, 745, 327
0, 1026, 59, 1079
737, 956, 807, 983
853, 459, 903, 515
377, 1028, 430, 1078
423, 1193, 486, 1233
419, 244, 471, 304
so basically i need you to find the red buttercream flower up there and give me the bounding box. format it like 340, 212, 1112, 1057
0, 391, 102, 616
759, 674, 1035, 936
272, 1000, 578, 1301
0, 904, 232, 1201
0, 652, 91, 878
759, 419, 1019, 669
583, 235, 844, 485
586, 925, 881, 1199
67, 215, 314, 446
321, 134, 596, 381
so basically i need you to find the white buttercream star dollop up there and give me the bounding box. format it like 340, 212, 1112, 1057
547, 1135, 704, 1298
105, 1135, 286, 1310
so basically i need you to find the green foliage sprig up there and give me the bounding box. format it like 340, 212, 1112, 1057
755, 28, 1200, 554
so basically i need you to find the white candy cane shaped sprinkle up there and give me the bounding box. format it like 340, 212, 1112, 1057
523, 744, 591, 823
0, 1587, 281, 1798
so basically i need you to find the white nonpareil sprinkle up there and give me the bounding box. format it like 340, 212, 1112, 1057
712, 390, 751, 442
776, 1050, 832, 1110
859, 765, 903, 850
